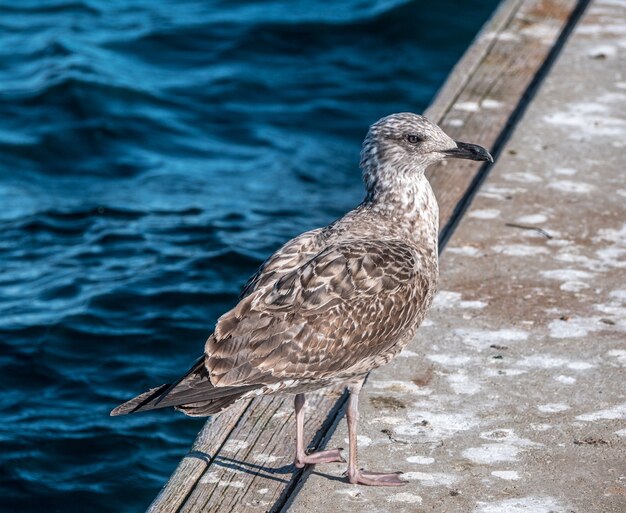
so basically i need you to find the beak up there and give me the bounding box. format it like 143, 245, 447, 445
442, 141, 493, 163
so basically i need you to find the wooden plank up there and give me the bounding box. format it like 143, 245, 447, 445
146, 0, 583, 511
424, 0, 525, 123
146, 401, 250, 513
178, 392, 345, 513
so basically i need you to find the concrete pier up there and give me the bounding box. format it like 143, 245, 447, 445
288, 0, 626, 511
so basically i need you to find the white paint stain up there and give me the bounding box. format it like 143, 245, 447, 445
607, 349, 626, 366
610, 289, 626, 300
428, 353, 473, 366
554, 375, 576, 384
484, 30, 520, 42
576, 18, 626, 34
577, 403, 626, 421
548, 180, 595, 194
475, 496, 566, 513
537, 403, 570, 413
491, 470, 520, 480
482, 99, 503, 109
516, 214, 548, 224
478, 185, 524, 200
433, 290, 487, 309
479, 429, 540, 447
399, 411, 479, 440
200, 472, 221, 484
403, 471, 458, 487
588, 44, 617, 58
497, 31, 521, 41
453, 328, 529, 351
541, 269, 594, 281
387, 492, 423, 504
483, 367, 527, 377
493, 244, 550, 257
406, 455, 435, 465
596, 246, 626, 268
560, 281, 590, 292
521, 23, 560, 43
546, 238, 570, 248
369, 415, 405, 426
447, 370, 481, 395
592, 1, 626, 11
593, 223, 626, 244
463, 444, 520, 464
454, 101, 480, 112
253, 453, 280, 463
370, 380, 431, 395
200, 472, 244, 488
554, 167, 577, 176
469, 208, 500, 219
567, 361, 595, 370
503, 171, 542, 183
447, 245, 482, 257
548, 316, 604, 339
516, 354, 594, 370
544, 99, 626, 139
552, 248, 618, 278
553, 250, 603, 272
334, 488, 365, 501
221, 440, 249, 452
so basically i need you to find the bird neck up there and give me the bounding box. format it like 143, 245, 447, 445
362, 163, 439, 247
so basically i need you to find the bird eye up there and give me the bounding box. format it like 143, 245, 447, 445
406, 134, 422, 144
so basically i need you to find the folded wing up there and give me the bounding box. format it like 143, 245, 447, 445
206, 238, 432, 388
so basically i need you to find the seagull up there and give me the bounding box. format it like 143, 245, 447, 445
111, 113, 492, 486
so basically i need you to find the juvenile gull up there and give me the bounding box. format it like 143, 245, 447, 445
111, 113, 492, 486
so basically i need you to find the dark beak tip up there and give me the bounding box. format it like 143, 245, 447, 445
445, 141, 494, 163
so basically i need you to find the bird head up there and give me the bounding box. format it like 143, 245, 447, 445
360, 113, 493, 193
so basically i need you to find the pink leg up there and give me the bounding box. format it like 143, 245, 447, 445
345, 382, 407, 486
294, 393, 345, 468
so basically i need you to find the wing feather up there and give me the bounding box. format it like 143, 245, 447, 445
205, 238, 434, 388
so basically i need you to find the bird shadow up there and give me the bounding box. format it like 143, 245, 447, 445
308, 469, 347, 483
182, 390, 352, 493
186, 450, 347, 485
187, 450, 293, 484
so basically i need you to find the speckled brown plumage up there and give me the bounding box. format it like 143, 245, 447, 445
111, 112, 492, 485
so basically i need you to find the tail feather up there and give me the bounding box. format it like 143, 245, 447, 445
175, 392, 250, 417
110, 383, 172, 416
110, 358, 261, 417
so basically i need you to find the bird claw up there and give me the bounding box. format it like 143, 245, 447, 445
294, 447, 346, 468
344, 468, 407, 486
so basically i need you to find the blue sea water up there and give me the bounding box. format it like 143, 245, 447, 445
0, 1, 499, 511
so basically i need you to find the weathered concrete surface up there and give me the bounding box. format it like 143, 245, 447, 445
287, 1, 626, 512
